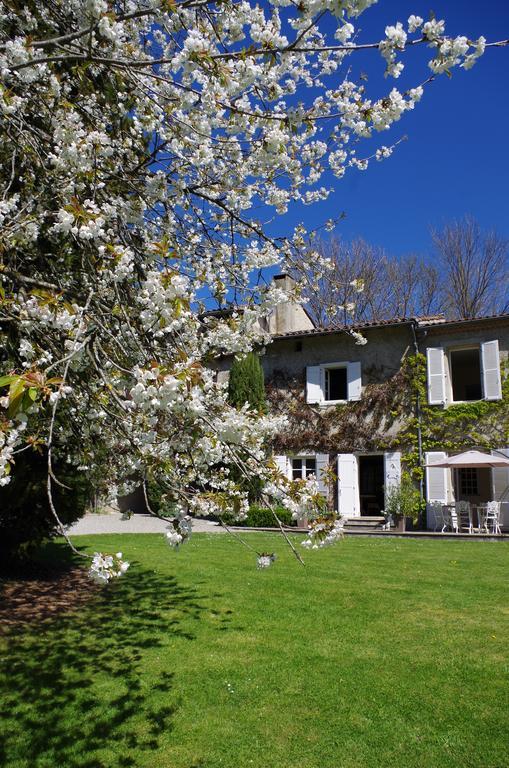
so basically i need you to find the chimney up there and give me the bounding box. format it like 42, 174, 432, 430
268, 274, 315, 335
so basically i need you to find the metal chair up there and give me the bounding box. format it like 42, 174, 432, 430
479, 501, 502, 534
441, 504, 457, 533
455, 501, 473, 534
428, 501, 446, 532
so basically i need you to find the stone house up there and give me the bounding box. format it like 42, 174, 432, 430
218, 275, 509, 530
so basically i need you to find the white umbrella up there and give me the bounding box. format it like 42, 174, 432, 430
425, 450, 509, 468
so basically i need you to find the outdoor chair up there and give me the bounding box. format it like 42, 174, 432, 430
455, 501, 473, 534
442, 502, 472, 534
479, 501, 502, 535
428, 502, 445, 532
442, 504, 459, 533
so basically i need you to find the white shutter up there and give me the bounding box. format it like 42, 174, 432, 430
306, 366, 323, 404
274, 454, 290, 478
384, 452, 401, 500
481, 340, 502, 401
347, 361, 362, 401
337, 453, 359, 517
425, 451, 448, 530
492, 448, 509, 530
315, 453, 329, 498
426, 347, 446, 405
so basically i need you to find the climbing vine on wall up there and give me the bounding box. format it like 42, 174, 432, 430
266, 362, 413, 454
267, 355, 509, 483
396, 354, 509, 482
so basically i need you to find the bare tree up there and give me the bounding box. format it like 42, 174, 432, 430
302, 239, 443, 326
417, 261, 444, 317
432, 217, 509, 319
302, 237, 391, 326
302, 219, 507, 327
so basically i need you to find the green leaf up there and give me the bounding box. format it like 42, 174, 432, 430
8, 391, 25, 418
0, 375, 17, 388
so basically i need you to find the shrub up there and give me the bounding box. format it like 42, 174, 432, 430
235, 505, 296, 528
384, 475, 421, 524
145, 474, 178, 517
0, 448, 93, 567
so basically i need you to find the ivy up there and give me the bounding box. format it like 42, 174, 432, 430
268, 354, 509, 481
396, 354, 509, 479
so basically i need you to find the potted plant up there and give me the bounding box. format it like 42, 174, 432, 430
383, 475, 420, 532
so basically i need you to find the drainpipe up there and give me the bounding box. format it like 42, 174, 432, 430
410, 320, 425, 525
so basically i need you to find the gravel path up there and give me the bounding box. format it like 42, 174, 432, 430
67, 512, 225, 536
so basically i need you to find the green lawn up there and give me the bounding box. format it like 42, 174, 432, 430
1, 534, 508, 768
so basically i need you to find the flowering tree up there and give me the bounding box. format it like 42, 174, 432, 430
0, 0, 505, 575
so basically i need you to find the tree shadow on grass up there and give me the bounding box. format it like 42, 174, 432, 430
0, 542, 209, 768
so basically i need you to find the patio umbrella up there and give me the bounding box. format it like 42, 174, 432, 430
425, 450, 509, 468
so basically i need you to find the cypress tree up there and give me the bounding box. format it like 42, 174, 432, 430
228, 352, 266, 412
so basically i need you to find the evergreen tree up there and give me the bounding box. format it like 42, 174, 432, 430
228, 353, 267, 412
227, 352, 267, 502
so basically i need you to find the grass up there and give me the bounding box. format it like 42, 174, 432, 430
0, 533, 508, 768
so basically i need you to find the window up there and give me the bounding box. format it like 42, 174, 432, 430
427, 341, 502, 406
324, 366, 347, 401
306, 362, 361, 404
450, 348, 482, 402
459, 467, 479, 496
292, 457, 316, 481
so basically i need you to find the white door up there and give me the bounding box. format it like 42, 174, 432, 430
492, 448, 509, 530
425, 451, 449, 530
337, 454, 359, 517
384, 451, 401, 506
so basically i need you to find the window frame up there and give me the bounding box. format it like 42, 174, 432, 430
291, 455, 317, 481
323, 363, 348, 403
458, 467, 479, 497
321, 362, 349, 405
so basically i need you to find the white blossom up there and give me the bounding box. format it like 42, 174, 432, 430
407, 15, 423, 34
89, 551, 130, 583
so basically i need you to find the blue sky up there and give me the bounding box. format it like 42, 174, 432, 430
271, 1, 509, 259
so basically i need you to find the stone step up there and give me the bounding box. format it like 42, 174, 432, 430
343, 516, 387, 531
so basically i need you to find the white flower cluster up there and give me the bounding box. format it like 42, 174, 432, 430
257, 553, 276, 568
375, 146, 393, 161
350, 330, 368, 346
165, 516, 193, 549
0, 419, 26, 486
379, 22, 407, 78
89, 552, 130, 584
407, 15, 423, 34
301, 517, 345, 549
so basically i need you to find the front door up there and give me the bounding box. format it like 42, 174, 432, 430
358, 455, 384, 516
